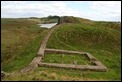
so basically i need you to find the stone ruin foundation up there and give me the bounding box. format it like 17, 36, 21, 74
38, 48, 108, 72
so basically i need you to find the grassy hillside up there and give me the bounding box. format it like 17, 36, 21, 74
46, 16, 121, 80
1, 18, 48, 72
2, 16, 121, 81
58, 16, 92, 24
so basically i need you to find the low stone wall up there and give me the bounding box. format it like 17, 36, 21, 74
37, 26, 58, 57
45, 48, 87, 55
38, 48, 108, 72
85, 53, 98, 61
38, 62, 107, 72
19, 25, 58, 74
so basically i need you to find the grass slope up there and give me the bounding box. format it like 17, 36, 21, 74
43, 53, 94, 65
2, 16, 121, 81
45, 17, 121, 80
1, 18, 48, 72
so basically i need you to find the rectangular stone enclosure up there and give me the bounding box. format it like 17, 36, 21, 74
43, 53, 95, 65
38, 48, 108, 72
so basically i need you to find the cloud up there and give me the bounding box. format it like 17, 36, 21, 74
1, 1, 121, 21
1, 1, 80, 18
70, 1, 121, 21
89, 1, 121, 21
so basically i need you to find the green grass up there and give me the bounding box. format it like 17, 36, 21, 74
45, 21, 121, 80
43, 53, 94, 65
59, 16, 92, 24
1, 18, 48, 72
47, 23, 120, 52
1, 18, 39, 30
2, 30, 48, 72
2, 66, 116, 81
2, 67, 104, 81
2, 16, 121, 81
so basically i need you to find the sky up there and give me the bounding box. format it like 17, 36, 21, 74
1, 1, 121, 21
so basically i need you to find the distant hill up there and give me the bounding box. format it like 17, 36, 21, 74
58, 16, 92, 24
